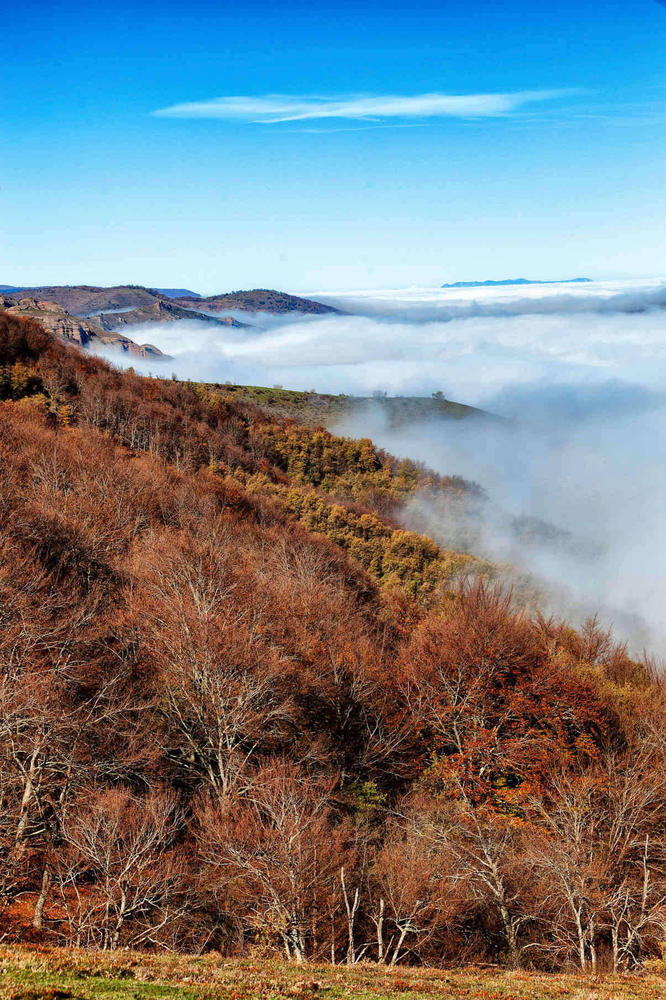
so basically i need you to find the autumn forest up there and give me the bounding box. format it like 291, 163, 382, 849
1, 309, 665, 978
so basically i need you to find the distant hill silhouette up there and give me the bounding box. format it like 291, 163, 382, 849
153, 287, 201, 298
441, 277, 592, 289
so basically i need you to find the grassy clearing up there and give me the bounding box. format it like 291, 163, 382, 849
0, 948, 664, 1000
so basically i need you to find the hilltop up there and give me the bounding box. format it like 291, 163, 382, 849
174, 287, 340, 313
5, 284, 164, 314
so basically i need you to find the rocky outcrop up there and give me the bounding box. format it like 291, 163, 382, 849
95, 299, 249, 330
0, 297, 169, 359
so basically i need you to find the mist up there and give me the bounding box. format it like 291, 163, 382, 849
102, 278, 666, 655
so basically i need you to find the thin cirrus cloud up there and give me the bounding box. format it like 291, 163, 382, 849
151, 89, 575, 124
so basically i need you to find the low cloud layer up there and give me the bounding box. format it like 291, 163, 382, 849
322, 279, 666, 322
153, 89, 573, 123
124, 279, 666, 402
107, 278, 666, 655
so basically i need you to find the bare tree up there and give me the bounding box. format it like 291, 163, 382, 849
532, 747, 666, 971
56, 787, 185, 950
340, 865, 362, 964
197, 760, 347, 962
133, 527, 294, 798
371, 818, 445, 965
421, 780, 535, 969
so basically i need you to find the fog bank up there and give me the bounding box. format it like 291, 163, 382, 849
103, 278, 666, 655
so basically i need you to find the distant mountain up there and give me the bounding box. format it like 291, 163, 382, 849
152, 288, 201, 299
0, 285, 22, 292
441, 277, 592, 289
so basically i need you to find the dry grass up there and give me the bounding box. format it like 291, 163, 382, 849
0, 947, 664, 1000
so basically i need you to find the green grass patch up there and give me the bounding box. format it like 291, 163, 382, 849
0, 948, 663, 1000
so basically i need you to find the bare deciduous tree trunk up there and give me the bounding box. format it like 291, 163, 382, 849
32, 867, 51, 930
340, 866, 360, 965
376, 897, 385, 963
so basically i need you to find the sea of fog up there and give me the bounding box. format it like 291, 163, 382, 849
106, 278, 666, 656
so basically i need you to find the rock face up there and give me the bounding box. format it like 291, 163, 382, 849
0, 297, 169, 359
94, 300, 249, 330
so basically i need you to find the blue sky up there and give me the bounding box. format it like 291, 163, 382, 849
2, 0, 666, 292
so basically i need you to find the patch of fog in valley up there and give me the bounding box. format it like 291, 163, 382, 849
100, 278, 666, 656
333, 397, 666, 655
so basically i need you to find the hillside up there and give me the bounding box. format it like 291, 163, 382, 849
0, 307, 664, 973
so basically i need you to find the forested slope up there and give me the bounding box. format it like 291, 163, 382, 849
0, 309, 664, 972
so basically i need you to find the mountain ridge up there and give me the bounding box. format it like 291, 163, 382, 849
0, 283, 338, 316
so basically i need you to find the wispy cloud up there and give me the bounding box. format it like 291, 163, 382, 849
152, 90, 575, 124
